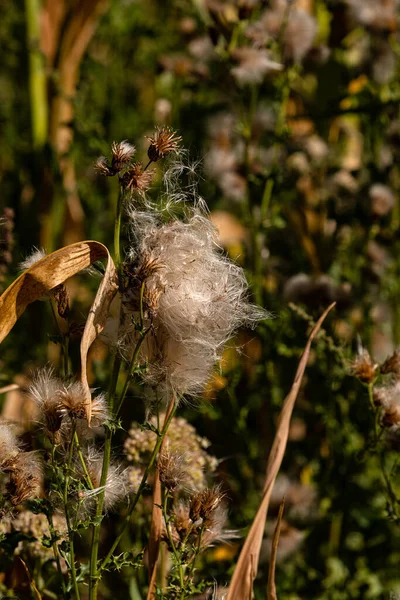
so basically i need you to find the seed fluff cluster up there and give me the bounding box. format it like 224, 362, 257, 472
122, 207, 268, 397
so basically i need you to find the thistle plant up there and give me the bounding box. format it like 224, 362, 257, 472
0, 128, 268, 599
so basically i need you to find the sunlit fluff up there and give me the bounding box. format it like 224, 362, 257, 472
123, 212, 268, 396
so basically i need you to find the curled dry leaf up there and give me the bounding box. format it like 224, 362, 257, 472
0, 241, 118, 424
267, 497, 285, 600
226, 303, 336, 600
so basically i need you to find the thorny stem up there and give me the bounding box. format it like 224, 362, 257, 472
98, 399, 178, 573
367, 383, 399, 519
74, 431, 94, 490
161, 489, 185, 595
89, 176, 126, 599
63, 421, 80, 600
187, 526, 204, 583
48, 441, 68, 600
89, 354, 122, 600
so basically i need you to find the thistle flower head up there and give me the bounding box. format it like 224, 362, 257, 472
94, 156, 114, 176
119, 162, 154, 197
95, 140, 136, 177
5, 452, 43, 506
189, 485, 225, 522
146, 126, 182, 162
158, 447, 189, 493
59, 382, 88, 420
27, 368, 64, 440
111, 140, 136, 172
350, 347, 377, 384
380, 349, 400, 377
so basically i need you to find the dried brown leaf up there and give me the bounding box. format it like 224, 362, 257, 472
267, 497, 285, 600
226, 303, 335, 600
0, 241, 118, 424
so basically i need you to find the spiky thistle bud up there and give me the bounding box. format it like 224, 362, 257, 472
5, 452, 43, 506
380, 349, 400, 377
119, 162, 153, 197
111, 140, 136, 172
158, 448, 188, 492
146, 126, 182, 162
27, 368, 64, 441
350, 348, 377, 384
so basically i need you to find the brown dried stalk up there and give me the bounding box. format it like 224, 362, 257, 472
267, 497, 285, 600
226, 302, 336, 600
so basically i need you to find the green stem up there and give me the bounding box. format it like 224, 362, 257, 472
162, 489, 185, 595
367, 384, 399, 518
89, 354, 122, 600
63, 421, 80, 600
98, 401, 178, 574
74, 431, 94, 490
25, 0, 48, 150
47, 512, 68, 599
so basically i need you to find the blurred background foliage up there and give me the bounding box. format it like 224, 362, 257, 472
1, 0, 400, 598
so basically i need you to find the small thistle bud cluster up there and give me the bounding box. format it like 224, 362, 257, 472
95, 141, 136, 177
163, 485, 236, 553
125, 417, 218, 491
95, 128, 182, 199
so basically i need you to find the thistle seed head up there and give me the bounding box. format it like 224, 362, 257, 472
111, 140, 136, 172
350, 348, 377, 384
146, 126, 182, 162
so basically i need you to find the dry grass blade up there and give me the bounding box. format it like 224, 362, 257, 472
0, 241, 118, 423
18, 557, 43, 600
267, 497, 285, 600
226, 302, 336, 600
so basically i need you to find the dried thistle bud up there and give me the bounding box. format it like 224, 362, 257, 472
94, 156, 114, 177
59, 382, 87, 420
189, 486, 225, 522
119, 162, 153, 196
350, 348, 377, 384
146, 126, 182, 162
380, 349, 400, 377
52, 284, 69, 319
381, 402, 400, 429
158, 448, 187, 492
111, 140, 136, 172
372, 386, 387, 407
6, 452, 43, 506
172, 501, 192, 537
27, 368, 64, 441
